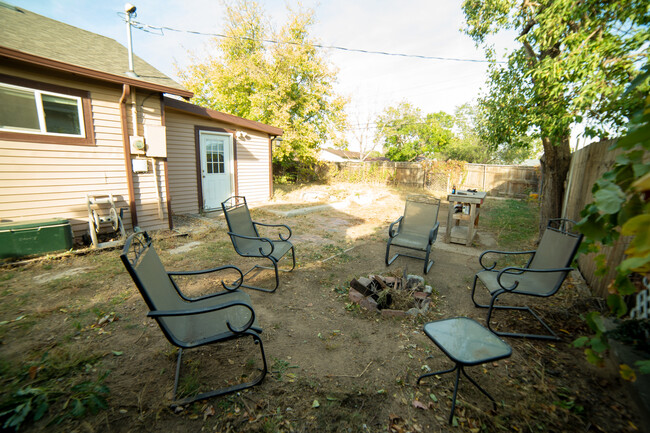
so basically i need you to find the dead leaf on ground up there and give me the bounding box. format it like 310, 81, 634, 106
412, 400, 428, 410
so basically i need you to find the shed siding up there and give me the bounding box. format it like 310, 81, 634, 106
0, 65, 169, 237
165, 110, 202, 215
236, 134, 271, 205
164, 109, 272, 215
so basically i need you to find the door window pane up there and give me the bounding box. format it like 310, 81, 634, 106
0, 85, 40, 132
42, 93, 81, 135
206, 140, 225, 174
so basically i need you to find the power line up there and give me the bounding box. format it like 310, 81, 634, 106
123, 15, 503, 64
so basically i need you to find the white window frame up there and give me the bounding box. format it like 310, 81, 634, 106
0, 81, 85, 138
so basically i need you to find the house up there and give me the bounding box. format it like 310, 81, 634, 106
319, 148, 363, 162
0, 4, 282, 241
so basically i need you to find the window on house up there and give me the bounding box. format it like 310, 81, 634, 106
0, 82, 84, 136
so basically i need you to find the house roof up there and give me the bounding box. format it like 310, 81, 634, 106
321, 148, 363, 160
0, 3, 192, 98
164, 96, 284, 137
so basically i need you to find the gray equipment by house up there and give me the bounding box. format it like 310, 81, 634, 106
221, 196, 295, 293
471, 218, 583, 340
86, 193, 126, 248
120, 230, 267, 405
386, 195, 441, 274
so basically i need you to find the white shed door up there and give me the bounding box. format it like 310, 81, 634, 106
199, 131, 233, 210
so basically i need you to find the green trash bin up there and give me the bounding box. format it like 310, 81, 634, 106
0, 219, 74, 259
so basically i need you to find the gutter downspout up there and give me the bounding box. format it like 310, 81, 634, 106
120, 84, 138, 227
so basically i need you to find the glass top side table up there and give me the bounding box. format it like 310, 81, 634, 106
417, 317, 512, 424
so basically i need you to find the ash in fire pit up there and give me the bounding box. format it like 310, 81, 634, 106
348, 273, 433, 318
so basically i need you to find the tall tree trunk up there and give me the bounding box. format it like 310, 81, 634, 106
539, 135, 572, 237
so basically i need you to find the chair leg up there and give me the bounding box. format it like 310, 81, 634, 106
417, 365, 460, 424
424, 245, 433, 274
385, 240, 394, 266
470, 274, 488, 308
484, 291, 560, 341
472, 276, 559, 340
171, 333, 268, 407
239, 259, 280, 293
460, 366, 496, 410
386, 242, 433, 273
418, 363, 499, 424
238, 246, 296, 293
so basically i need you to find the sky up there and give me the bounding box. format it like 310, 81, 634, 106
8, 0, 519, 151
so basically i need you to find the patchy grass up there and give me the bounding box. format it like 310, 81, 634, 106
481, 198, 540, 250
0, 184, 641, 432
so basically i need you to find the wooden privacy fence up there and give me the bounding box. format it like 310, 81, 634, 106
330, 161, 540, 198
562, 139, 625, 298
464, 164, 540, 198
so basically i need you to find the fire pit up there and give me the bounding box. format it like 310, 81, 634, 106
348, 273, 434, 318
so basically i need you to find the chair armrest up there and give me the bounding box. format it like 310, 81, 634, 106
428, 222, 440, 244
253, 221, 293, 241
167, 265, 244, 299
496, 266, 574, 292
147, 301, 256, 334
478, 250, 536, 270
228, 232, 275, 257
388, 216, 403, 238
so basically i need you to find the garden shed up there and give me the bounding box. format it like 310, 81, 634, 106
164, 97, 282, 214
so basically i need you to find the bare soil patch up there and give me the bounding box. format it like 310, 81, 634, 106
0, 183, 643, 432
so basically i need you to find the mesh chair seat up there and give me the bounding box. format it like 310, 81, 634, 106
391, 230, 431, 251
476, 269, 570, 297
235, 238, 293, 262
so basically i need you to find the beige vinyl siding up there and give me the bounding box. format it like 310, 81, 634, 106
165, 110, 202, 215
0, 66, 169, 238
165, 109, 271, 215
236, 134, 270, 205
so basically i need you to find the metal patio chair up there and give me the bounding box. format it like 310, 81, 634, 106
386, 195, 441, 274
120, 231, 267, 406
471, 218, 583, 340
221, 196, 295, 293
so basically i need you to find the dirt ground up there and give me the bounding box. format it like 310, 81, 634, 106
0, 183, 644, 432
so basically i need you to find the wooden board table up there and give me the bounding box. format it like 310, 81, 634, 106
445, 190, 487, 246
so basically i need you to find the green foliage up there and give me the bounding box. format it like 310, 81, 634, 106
375, 101, 454, 161
0, 387, 48, 431
447, 103, 540, 164
0, 351, 110, 430
463, 0, 648, 145
574, 65, 650, 375
0, 373, 109, 430
56, 372, 110, 423
462, 0, 649, 223
178, 0, 347, 169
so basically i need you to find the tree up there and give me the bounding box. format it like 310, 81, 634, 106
375, 101, 454, 161
462, 0, 649, 233
178, 1, 347, 169
444, 103, 540, 163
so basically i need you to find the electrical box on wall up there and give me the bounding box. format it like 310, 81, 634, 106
130, 136, 145, 154
132, 158, 148, 173
144, 125, 167, 158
